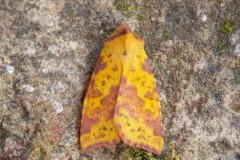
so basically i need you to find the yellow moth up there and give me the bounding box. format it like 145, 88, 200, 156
80, 24, 164, 155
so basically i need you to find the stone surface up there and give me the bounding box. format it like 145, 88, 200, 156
0, 0, 239, 160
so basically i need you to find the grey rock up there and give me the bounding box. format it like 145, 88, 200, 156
0, 0, 239, 160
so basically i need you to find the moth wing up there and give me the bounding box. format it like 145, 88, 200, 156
114, 27, 164, 155
80, 36, 124, 151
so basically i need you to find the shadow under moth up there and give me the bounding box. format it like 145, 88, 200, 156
80, 24, 164, 155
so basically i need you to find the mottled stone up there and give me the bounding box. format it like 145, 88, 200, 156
0, 0, 239, 160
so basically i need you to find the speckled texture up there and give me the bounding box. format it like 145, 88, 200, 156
0, 0, 239, 160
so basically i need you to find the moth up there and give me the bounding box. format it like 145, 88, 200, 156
80, 24, 164, 155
